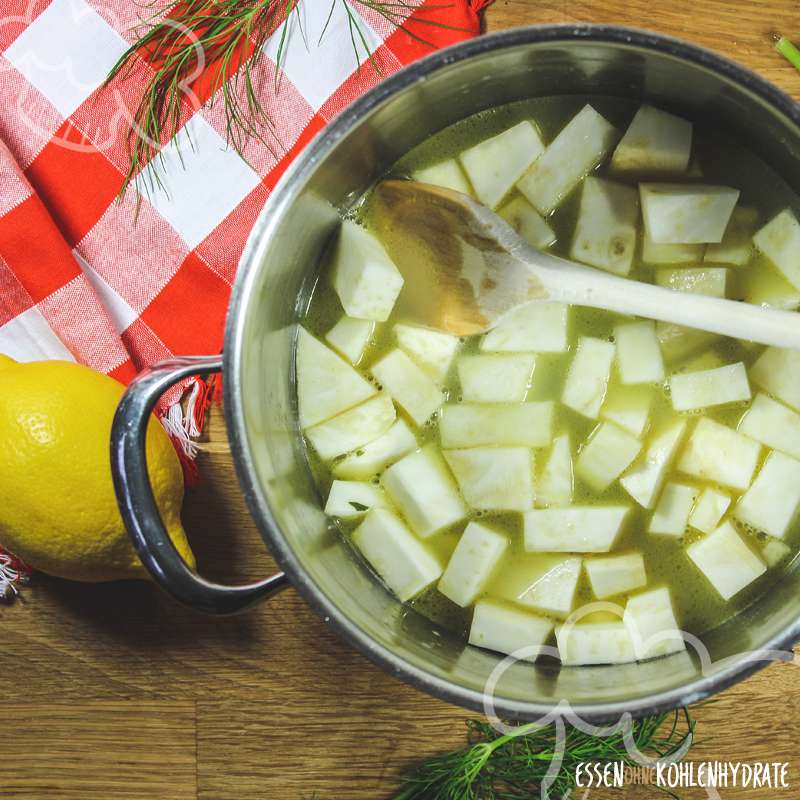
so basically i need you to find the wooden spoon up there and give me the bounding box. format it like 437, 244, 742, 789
371, 179, 800, 349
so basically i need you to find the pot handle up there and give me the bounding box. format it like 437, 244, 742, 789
110, 356, 289, 614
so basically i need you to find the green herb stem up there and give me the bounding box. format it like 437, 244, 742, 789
775, 35, 800, 74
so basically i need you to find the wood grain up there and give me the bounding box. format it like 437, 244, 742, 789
4, 2, 800, 798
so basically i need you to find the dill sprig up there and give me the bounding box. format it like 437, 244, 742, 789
392, 707, 696, 800
106, 0, 461, 196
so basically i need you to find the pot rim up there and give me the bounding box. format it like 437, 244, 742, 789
224, 23, 800, 720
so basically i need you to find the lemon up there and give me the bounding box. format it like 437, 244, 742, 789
0, 356, 195, 581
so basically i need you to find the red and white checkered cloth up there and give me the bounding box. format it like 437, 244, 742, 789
0, 0, 489, 434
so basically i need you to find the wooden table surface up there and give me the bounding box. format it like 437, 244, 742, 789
5, 3, 800, 798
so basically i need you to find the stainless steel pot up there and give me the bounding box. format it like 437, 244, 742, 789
111, 25, 800, 721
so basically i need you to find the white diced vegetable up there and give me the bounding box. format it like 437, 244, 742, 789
614, 321, 665, 384
762, 538, 792, 567
656, 322, 719, 363
333, 419, 417, 480
686, 521, 766, 600
524, 507, 630, 552
640, 183, 740, 244
739, 393, 800, 460
438, 522, 509, 607
611, 105, 692, 174
576, 422, 642, 492
325, 315, 374, 364
680, 351, 726, 372
536, 434, 574, 507
688, 488, 731, 534
297, 327, 376, 427
498, 195, 556, 249
305, 393, 396, 460
655, 267, 727, 298
324, 480, 389, 519
393, 324, 460, 383
705, 206, 758, 266
439, 402, 553, 448
352, 509, 442, 601
381, 446, 467, 538
570, 177, 638, 276
600, 384, 652, 437
641, 234, 704, 265
481, 302, 568, 353
753, 209, 800, 289
496, 554, 582, 616
371, 349, 443, 425
677, 417, 761, 490
444, 447, 534, 511
562, 336, 615, 419
669, 362, 750, 412
469, 599, 552, 661
742, 256, 800, 310
412, 158, 473, 196
585, 551, 647, 599
458, 354, 535, 403
517, 104, 618, 214
332, 220, 404, 321
556, 621, 636, 665
750, 347, 800, 411
648, 482, 698, 536
620, 419, 688, 509
623, 587, 685, 660
459, 121, 545, 209
734, 451, 800, 539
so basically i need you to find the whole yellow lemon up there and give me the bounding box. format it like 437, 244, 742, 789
0, 356, 195, 581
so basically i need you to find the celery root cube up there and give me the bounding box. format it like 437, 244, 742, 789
352, 509, 442, 601
325, 480, 389, 519
371, 349, 443, 425
705, 206, 758, 266
640, 183, 739, 244
623, 587, 686, 660
570, 177, 638, 276
469, 599, 553, 661
333, 419, 417, 480
459, 121, 545, 209
517, 104, 618, 214
325, 316, 374, 364
614, 321, 665, 384
576, 422, 642, 493
655, 267, 727, 298
753, 209, 800, 289
620, 418, 688, 509
556, 621, 636, 665
762, 537, 792, 567
458, 354, 535, 403
297, 327, 376, 427
381, 446, 466, 538
438, 522, 509, 607
562, 336, 615, 419
648, 482, 698, 536
601, 384, 652, 437
444, 447, 534, 511
656, 322, 719, 363
686, 521, 766, 600
669, 362, 750, 412
743, 255, 800, 310
412, 158, 473, 196
689, 487, 731, 534
524, 506, 630, 552
305, 393, 396, 461
750, 347, 800, 411
495, 553, 582, 616
332, 220, 404, 321
536, 434, 574, 507
498, 195, 556, 249
585, 551, 647, 599
733, 451, 800, 539
481, 302, 568, 353
611, 105, 692, 174
677, 417, 761, 490
641, 234, 705, 265
739, 393, 800, 460
393, 324, 460, 383
439, 402, 553, 448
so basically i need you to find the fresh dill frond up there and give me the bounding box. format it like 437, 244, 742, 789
392, 708, 696, 800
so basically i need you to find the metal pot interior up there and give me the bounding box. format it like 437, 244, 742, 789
226, 27, 800, 719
